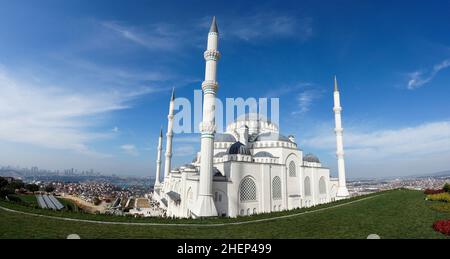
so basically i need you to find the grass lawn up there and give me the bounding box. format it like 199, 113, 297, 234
0, 189, 449, 239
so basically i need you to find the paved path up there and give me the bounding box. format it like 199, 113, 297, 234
0, 194, 383, 227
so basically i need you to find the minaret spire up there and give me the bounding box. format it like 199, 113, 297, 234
171, 87, 175, 101
192, 16, 220, 217
333, 76, 349, 199
154, 126, 163, 190
209, 16, 218, 33
334, 75, 339, 92
163, 89, 175, 182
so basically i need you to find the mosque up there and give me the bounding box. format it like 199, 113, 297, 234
152, 17, 350, 218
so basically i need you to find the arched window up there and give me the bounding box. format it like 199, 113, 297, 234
289, 161, 296, 177
240, 209, 244, 216
304, 177, 311, 196
247, 208, 250, 215
239, 177, 257, 202
272, 176, 282, 200
319, 177, 326, 194
253, 208, 257, 214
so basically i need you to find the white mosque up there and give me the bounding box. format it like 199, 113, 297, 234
152, 17, 349, 218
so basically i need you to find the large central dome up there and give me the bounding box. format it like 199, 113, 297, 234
226, 113, 279, 135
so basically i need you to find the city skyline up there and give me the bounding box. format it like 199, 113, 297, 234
0, 0, 449, 178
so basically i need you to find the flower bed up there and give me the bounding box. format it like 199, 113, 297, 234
426, 192, 450, 202
424, 189, 445, 195
433, 220, 450, 236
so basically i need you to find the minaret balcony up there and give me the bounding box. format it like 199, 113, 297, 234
204, 50, 221, 61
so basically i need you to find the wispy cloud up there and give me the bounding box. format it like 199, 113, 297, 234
215, 14, 313, 42
302, 120, 450, 176
174, 145, 197, 156
120, 144, 139, 156
100, 21, 199, 51
407, 59, 450, 89
292, 90, 320, 115
265, 82, 312, 98
0, 66, 149, 156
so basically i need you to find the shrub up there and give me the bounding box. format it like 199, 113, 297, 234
426, 192, 450, 202
25, 184, 39, 193
429, 203, 450, 213
443, 183, 450, 193
424, 189, 445, 195
433, 220, 450, 236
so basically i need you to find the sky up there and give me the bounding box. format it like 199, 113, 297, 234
0, 0, 449, 178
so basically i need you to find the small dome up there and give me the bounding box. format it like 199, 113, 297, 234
215, 133, 237, 142
227, 141, 251, 155
303, 153, 320, 163
255, 132, 291, 142
254, 151, 274, 158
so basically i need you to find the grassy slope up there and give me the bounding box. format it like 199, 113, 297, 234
0, 189, 449, 239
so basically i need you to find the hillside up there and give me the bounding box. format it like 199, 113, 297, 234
0, 189, 449, 239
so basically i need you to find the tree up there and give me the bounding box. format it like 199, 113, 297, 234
0, 177, 8, 188
44, 185, 55, 193
443, 183, 450, 193
0, 186, 15, 198
9, 180, 25, 190
93, 197, 102, 206
25, 184, 39, 193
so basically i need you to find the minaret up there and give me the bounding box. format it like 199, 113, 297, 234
163, 88, 175, 181
154, 127, 163, 189
333, 76, 350, 198
192, 16, 220, 217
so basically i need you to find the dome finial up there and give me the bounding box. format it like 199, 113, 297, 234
209, 16, 218, 33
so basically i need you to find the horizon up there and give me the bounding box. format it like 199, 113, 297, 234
0, 0, 449, 178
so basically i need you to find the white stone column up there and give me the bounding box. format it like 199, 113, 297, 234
333, 77, 350, 199
192, 17, 220, 217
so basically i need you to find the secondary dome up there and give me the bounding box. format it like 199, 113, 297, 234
254, 151, 274, 158
215, 133, 237, 142
303, 153, 320, 163
227, 141, 251, 155
254, 132, 291, 142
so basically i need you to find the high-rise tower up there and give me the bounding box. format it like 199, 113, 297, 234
192, 17, 220, 217
154, 127, 163, 190
163, 89, 175, 181
333, 76, 350, 199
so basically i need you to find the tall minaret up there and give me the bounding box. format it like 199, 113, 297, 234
333, 76, 349, 198
192, 17, 220, 217
154, 127, 163, 189
163, 88, 175, 181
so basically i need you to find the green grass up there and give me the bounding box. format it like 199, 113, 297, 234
0, 189, 449, 239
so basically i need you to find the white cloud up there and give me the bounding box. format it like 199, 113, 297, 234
0, 66, 149, 156
407, 59, 450, 89
174, 145, 197, 156
101, 21, 187, 51
112, 126, 119, 133
292, 88, 323, 115
120, 144, 139, 156
218, 14, 313, 42
302, 120, 450, 177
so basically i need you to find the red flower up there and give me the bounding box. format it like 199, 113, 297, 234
424, 189, 446, 195
433, 220, 450, 236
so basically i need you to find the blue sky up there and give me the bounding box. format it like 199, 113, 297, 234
0, 0, 449, 178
